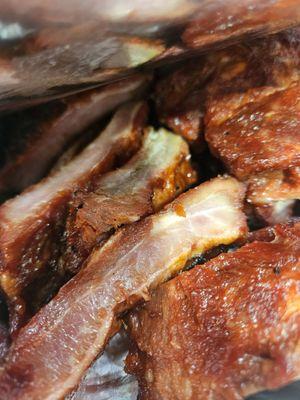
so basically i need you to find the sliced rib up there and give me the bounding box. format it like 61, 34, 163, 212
64, 127, 196, 274
126, 222, 300, 400
0, 102, 147, 331
0, 75, 148, 196
0, 176, 247, 400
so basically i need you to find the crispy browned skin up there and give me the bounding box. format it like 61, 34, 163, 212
126, 222, 300, 400
206, 84, 300, 180
0, 323, 9, 364
0, 102, 147, 332
182, 0, 300, 49
63, 128, 196, 275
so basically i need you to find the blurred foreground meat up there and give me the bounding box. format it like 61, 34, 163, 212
0, 177, 247, 400
126, 222, 300, 400
204, 29, 300, 223
64, 127, 196, 274
183, 0, 300, 49
0, 102, 147, 332
0, 75, 147, 197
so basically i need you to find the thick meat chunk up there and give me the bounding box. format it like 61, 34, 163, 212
204, 31, 300, 223
0, 322, 9, 364
247, 168, 300, 224
0, 75, 148, 196
64, 127, 196, 274
126, 222, 300, 400
0, 177, 247, 400
0, 102, 147, 331
206, 84, 300, 180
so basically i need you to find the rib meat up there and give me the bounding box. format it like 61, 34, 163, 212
0, 75, 148, 196
0, 176, 247, 400
0, 102, 147, 332
126, 222, 300, 400
206, 84, 300, 180
64, 127, 196, 274
204, 30, 300, 223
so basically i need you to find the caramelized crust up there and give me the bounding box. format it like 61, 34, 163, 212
206, 84, 300, 180
126, 222, 300, 400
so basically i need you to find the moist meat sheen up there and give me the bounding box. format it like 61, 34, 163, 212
0, 176, 247, 400
126, 222, 300, 400
63, 127, 196, 274
0, 102, 147, 331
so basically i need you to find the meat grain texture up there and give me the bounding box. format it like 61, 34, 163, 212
0, 177, 247, 400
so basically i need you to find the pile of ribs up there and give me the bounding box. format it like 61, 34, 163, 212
0, 25, 299, 400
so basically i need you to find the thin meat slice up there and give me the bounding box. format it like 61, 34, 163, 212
0, 176, 247, 400
0, 102, 147, 332
0, 75, 148, 196
126, 222, 300, 400
64, 127, 196, 274
207, 84, 300, 223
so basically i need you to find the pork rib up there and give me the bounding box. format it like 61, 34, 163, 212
0, 75, 148, 196
126, 222, 300, 400
64, 127, 196, 274
204, 31, 300, 223
0, 102, 147, 331
0, 176, 247, 400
